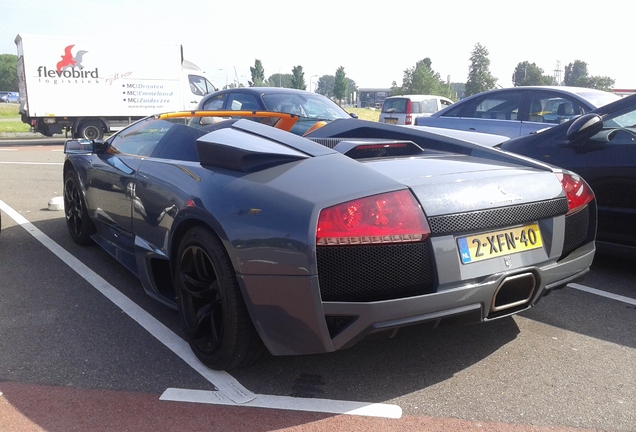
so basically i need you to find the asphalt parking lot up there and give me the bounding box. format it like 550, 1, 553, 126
0, 139, 634, 431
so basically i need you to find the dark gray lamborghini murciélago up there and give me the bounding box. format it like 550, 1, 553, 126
62, 110, 596, 370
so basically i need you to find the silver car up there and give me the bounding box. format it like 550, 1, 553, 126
379, 94, 454, 125
415, 86, 620, 138
62, 111, 597, 370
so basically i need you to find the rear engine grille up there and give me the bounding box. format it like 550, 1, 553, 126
428, 198, 568, 235
562, 205, 592, 258
345, 145, 418, 159
317, 242, 434, 302
309, 137, 344, 149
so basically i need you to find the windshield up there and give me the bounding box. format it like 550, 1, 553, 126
578, 91, 621, 109
603, 103, 636, 128
262, 93, 349, 120
382, 98, 408, 113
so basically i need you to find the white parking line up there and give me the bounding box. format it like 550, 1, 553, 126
569, 283, 636, 306
160, 388, 402, 418
0, 199, 402, 418
0, 161, 63, 165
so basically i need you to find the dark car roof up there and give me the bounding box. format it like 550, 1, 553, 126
203, 87, 321, 97
230, 87, 311, 94
197, 87, 346, 109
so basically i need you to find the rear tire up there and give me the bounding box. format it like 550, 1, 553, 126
77, 120, 104, 140
174, 226, 268, 370
63, 170, 95, 246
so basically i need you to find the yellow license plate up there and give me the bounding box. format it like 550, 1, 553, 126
457, 223, 543, 264
384, 118, 398, 124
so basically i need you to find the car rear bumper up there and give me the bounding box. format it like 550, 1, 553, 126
238, 241, 595, 357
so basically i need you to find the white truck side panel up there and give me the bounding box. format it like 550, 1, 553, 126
16, 34, 197, 118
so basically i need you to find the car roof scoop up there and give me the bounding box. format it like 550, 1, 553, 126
196, 119, 334, 173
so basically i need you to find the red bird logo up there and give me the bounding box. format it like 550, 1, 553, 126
56, 44, 88, 73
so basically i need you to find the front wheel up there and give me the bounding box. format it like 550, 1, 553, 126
174, 226, 267, 370
63, 170, 95, 245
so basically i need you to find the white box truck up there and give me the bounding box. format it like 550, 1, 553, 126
15, 34, 217, 140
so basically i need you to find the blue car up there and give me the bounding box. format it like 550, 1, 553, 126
415, 86, 620, 138
0, 91, 19, 103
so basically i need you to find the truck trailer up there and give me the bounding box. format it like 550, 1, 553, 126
15, 34, 217, 140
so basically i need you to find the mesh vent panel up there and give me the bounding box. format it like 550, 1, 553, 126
317, 242, 434, 302
428, 198, 568, 235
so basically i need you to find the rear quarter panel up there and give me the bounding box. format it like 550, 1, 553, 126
135, 152, 407, 278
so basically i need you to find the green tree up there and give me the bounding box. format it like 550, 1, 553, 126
0, 54, 18, 91
290, 65, 306, 90
512, 61, 552, 86
465, 43, 497, 96
564, 60, 589, 87
267, 73, 292, 88
316, 75, 335, 98
391, 58, 450, 97
249, 59, 266, 87
333, 66, 347, 104
564, 60, 615, 91
586, 75, 615, 92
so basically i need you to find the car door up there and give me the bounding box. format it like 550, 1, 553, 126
186, 74, 217, 109
83, 122, 159, 268
441, 90, 524, 138
519, 90, 587, 136
131, 121, 208, 254
201, 92, 228, 110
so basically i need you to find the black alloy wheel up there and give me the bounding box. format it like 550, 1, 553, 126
63, 170, 95, 246
174, 226, 267, 370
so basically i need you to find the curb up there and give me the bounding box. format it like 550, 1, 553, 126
0, 132, 67, 141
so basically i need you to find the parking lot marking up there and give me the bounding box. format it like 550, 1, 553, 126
160, 388, 403, 418
0, 161, 63, 165
0, 199, 403, 418
0, 199, 253, 404
569, 283, 636, 306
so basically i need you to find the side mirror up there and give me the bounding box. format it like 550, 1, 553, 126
63, 139, 107, 154
566, 113, 603, 143
64, 139, 94, 154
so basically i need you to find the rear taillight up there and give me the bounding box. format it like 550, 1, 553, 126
405, 100, 413, 125
316, 190, 430, 246
556, 172, 594, 215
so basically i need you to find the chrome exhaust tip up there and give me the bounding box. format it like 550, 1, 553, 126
490, 273, 536, 313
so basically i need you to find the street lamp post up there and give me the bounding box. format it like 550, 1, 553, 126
218, 69, 228, 89
310, 75, 319, 93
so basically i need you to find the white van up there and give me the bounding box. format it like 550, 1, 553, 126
379, 95, 453, 125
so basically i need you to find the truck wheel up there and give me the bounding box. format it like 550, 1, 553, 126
174, 226, 268, 370
77, 120, 104, 140
63, 169, 96, 246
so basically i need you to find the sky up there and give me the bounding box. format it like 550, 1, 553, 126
2, 0, 635, 91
